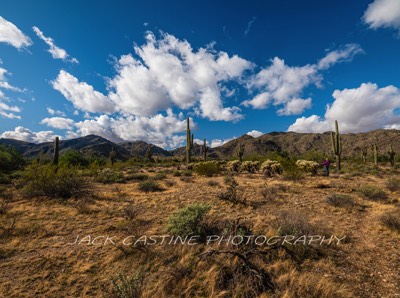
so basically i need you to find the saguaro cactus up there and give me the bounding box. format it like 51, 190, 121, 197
110, 146, 117, 166
201, 138, 208, 161
373, 144, 378, 166
361, 147, 368, 163
53, 136, 59, 166
145, 146, 153, 162
388, 145, 396, 167
236, 142, 245, 162
186, 117, 194, 165
331, 120, 342, 170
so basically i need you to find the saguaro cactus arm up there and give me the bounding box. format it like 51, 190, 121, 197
186, 117, 194, 164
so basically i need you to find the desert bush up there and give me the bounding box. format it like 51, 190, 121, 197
125, 173, 149, 181
109, 272, 144, 298
227, 160, 241, 173
182, 170, 193, 176
326, 194, 356, 208
261, 160, 283, 177
358, 185, 388, 201
22, 164, 94, 199
138, 180, 163, 192
59, 150, 90, 168
295, 159, 319, 175
386, 177, 400, 192
166, 204, 211, 237
164, 179, 176, 187
193, 161, 221, 177
380, 210, 400, 232
260, 185, 279, 201
207, 180, 219, 187
217, 175, 247, 205
0, 145, 25, 173
96, 168, 126, 184
282, 162, 304, 181
271, 211, 323, 237
152, 172, 167, 180
179, 176, 194, 183
239, 161, 260, 173
172, 170, 182, 177
0, 173, 11, 185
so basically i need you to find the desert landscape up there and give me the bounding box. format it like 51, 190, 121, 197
1, 0, 400, 297
1, 126, 400, 297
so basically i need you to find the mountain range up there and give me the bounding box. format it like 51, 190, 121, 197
1, 130, 400, 161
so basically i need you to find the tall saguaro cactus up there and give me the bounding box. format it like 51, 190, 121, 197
110, 146, 117, 166
53, 136, 59, 166
201, 138, 208, 161
236, 142, 245, 162
388, 145, 395, 167
361, 147, 368, 163
186, 117, 194, 165
331, 120, 342, 170
373, 144, 378, 166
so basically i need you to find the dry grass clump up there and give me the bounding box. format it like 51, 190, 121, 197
217, 175, 247, 205
380, 210, 400, 232
107, 272, 144, 298
138, 180, 163, 192
385, 177, 400, 192
358, 185, 388, 201
326, 193, 356, 208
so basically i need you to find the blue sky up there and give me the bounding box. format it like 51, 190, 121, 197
1, 0, 400, 148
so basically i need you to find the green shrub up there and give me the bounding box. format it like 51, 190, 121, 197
166, 204, 211, 237
182, 170, 193, 177
0, 173, 11, 184
59, 150, 90, 168
358, 186, 388, 201
152, 172, 167, 180
125, 173, 149, 181
217, 176, 246, 205
22, 164, 94, 199
172, 170, 182, 177
194, 161, 221, 177
138, 180, 163, 192
96, 168, 126, 184
0, 145, 25, 173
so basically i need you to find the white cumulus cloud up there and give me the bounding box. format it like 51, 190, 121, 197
288, 83, 400, 133
363, 0, 400, 33
73, 109, 189, 148
0, 16, 32, 49
1, 126, 57, 143
52, 70, 115, 114
32, 26, 78, 63
243, 44, 363, 115
40, 117, 75, 130
246, 130, 264, 138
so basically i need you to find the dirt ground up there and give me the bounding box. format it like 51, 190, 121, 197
0, 167, 399, 297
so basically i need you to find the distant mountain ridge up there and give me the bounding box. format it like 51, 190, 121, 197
1, 130, 400, 161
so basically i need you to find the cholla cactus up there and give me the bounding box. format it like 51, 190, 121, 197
331, 120, 342, 170
227, 160, 241, 173
186, 117, 194, 165
388, 145, 396, 167
240, 161, 260, 173
261, 160, 283, 177
236, 143, 245, 162
296, 159, 319, 175
109, 146, 117, 166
